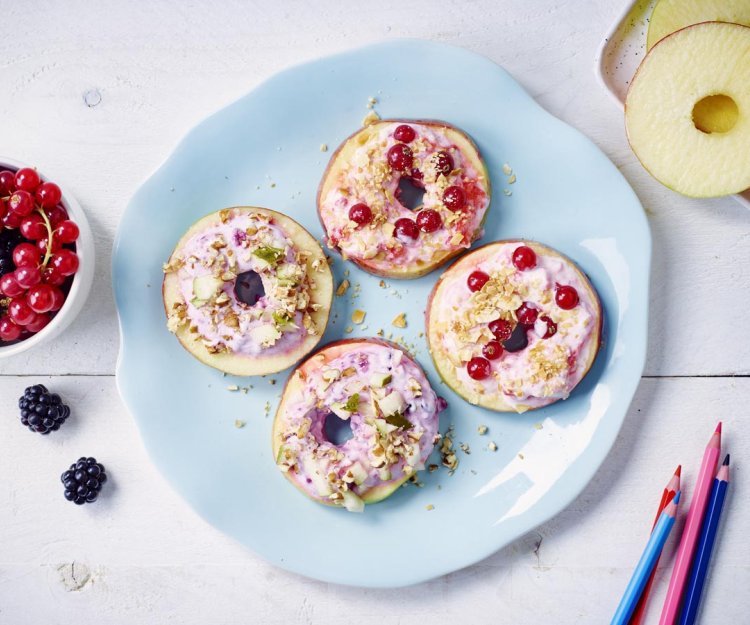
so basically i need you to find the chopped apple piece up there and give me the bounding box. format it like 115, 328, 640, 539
248, 324, 281, 347
348, 462, 368, 486
341, 490, 364, 513
329, 402, 352, 420
369, 372, 392, 388
192, 275, 222, 301
376, 391, 406, 417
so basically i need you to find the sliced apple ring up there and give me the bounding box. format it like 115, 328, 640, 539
318, 120, 491, 279
162, 207, 332, 376
626, 22, 750, 198
426, 241, 602, 413
273, 339, 442, 511
647, 0, 750, 50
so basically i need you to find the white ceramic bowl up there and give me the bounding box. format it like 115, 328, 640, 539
0, 157, 94, 358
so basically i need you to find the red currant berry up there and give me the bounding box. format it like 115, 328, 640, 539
482, 341, 503, 360
433, 151, 453, 176
348, 203, 372, 226
467, 270, 490, 292
0, 315, 22, 341
51, 250, 80, 276
443, 186, 466, 211
12, 243, 41, 267
8, 190, 35, 216
27, 284, 56, 313
0, 169, 16, 195
393, 125, 416, 143
2, 210, 22, 229
416, 209, 442, 233
0, 273, 24, 297
14, 168, 40, 193
15, 265, 42, 289
410, 168, 424, 183
49, 286, 65, 311
555, 285, 579, 310
387, 143, 413, 172
26, 312, 50, 333
45, 204, 68, 227
8, 298, 36, 325
393, 217, 419, 240
37, 237, 62, 254
0, 198, 6, 220
20, 213, 47, 240
488, 318, 513, 341
516, 302, 538, 325
467, 356, 491, 380
512, 245, 537, 271
35, 182, 62, 208
537, 315, 557, 339
41, 266, 66, 286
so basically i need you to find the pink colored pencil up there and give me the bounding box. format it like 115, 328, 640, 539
629, 465, 681, 625
658, 423, 722, 625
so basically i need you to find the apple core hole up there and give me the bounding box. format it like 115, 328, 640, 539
323, 412, 354, 446
234, 270, 265, 306
692, 94, 739, 134
396, 176, 425, 210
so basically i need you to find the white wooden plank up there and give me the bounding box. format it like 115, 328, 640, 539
0, 0, 746, 376
0, 375, 746, 623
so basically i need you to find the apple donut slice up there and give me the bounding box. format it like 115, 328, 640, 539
162, 207, 332, 376
273, 339, 442, 511
318, 120, 491, 279
626, 22, 750, 197
426, 241, 602, 413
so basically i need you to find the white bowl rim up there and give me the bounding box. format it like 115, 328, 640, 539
0, 156, 95, 358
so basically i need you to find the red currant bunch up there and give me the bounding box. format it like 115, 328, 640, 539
0, 167, 81, 343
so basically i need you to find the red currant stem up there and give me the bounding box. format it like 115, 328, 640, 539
36, 207, 54, 268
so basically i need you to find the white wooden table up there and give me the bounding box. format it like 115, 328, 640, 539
1, 1, 748, 623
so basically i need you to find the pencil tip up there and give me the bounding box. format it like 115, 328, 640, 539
715, 422, 722, 434
723, 454, 730, 466
675, 465, 681, 477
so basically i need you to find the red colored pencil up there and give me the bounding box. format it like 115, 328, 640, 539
629, 465, 681, 625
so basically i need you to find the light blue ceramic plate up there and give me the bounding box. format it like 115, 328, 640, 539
113, 40, 650, 587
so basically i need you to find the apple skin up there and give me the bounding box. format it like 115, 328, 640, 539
425, 240, 603, 413
162, 206, 333, 377
317, 119, 491, 279
625, 21, 750, 198
272, 338, 431, 507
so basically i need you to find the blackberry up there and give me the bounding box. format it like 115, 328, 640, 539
61, 457, 107, 505
18, 384, 71, 434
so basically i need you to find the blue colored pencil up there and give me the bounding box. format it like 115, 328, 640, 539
678, 455, 730, 625
610, 492, 681, 625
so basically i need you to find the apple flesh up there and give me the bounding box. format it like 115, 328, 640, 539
626, 22, 750, 198
647, 0, 750, 50
272, 339, 425, 506
426, 240, 602, 413
162, 206, 333, 376
317, 119, 491, 279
